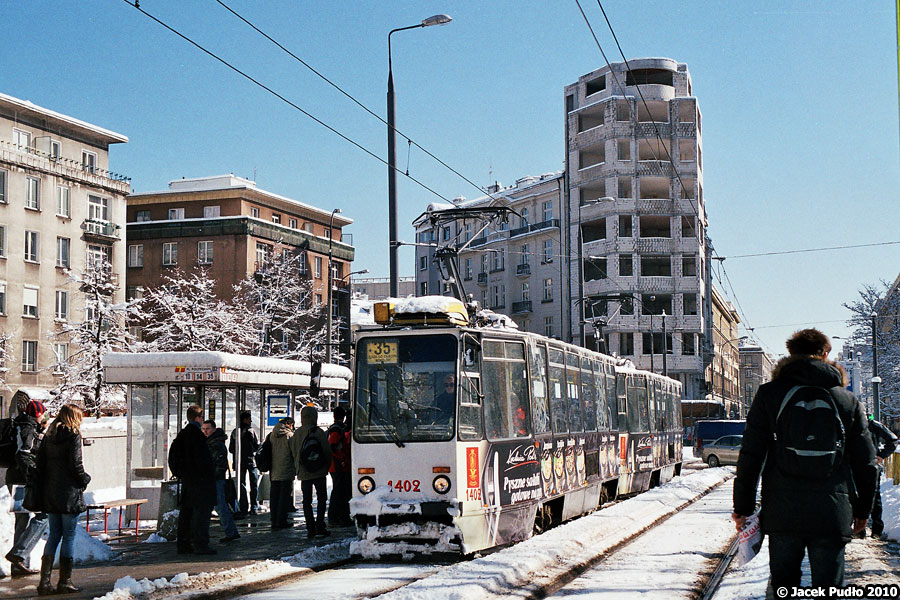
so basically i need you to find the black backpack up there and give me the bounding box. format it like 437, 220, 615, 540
774, 385, 845, 479
0, 418, 17, 468
298, 428, 328, 471
255, 435, 273, 473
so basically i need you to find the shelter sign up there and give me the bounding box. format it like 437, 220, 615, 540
267, 394, 291, 426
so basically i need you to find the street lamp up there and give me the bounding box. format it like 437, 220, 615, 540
326, 208, 341, 364
871, 312, 880, 421
387, 14, 452, 298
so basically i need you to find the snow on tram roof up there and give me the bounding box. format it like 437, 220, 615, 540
102, 351, 351, 379
392, 295, 462, 315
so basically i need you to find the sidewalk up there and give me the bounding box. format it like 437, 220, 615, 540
0, 511, 355, 600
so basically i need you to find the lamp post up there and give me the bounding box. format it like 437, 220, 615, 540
577, 196, 613, 347
661, 309, 668, 378
871, 312, 880, 421
387, 14, 452, 298
326, 208, 341, 364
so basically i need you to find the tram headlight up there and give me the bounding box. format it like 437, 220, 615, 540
432, 475, 451, 494
358, 476, 375, 495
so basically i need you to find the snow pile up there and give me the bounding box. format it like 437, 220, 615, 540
81, 416, 128, 435
84, 486, 127, 506
142, 533, 168, 544
475, 309, 519, 330
879, 470, 899, 541
0, 487, 14, 577
377, 467, 733, 600
96, 572, 189, 600
27, 523, 117, 566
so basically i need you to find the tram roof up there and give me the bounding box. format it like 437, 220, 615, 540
102, 351, 352, 389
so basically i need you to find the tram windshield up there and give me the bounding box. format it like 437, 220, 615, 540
354, 334, 457, 443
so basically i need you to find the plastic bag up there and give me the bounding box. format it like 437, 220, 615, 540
734, 512, 763, 567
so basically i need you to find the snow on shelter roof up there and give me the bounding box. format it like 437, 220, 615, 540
102, 351, 351, 389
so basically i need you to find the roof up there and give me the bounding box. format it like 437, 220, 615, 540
0, 92, 128, 144
129, 174, 353, 226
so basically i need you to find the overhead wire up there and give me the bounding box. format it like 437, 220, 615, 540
121, 0, 451, 204
213, 0, 508, 208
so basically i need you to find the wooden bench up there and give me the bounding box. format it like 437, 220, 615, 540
85, 499, 149, 540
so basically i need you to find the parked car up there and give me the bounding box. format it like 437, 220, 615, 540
692, 420, 746, 457
701, 435, 743, 467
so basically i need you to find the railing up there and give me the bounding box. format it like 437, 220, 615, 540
0, 141, 130, 192
509, 219, 560, 238
470, 237, 488, 247
516, 263, 531, 276
82, 219, 120, 240
512, 300, 532, 314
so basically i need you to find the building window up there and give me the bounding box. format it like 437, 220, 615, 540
542, 278, 553, 302
683, 293, 698, 316
56, 186, 70, 217
617, 139, 631, 161
289, 218, 297, 229
420, 282, 428, 296
619, 215, 633, 237
521, 282, 530, 302
87, 244, 110, 270
618, 176, 632, 199
168, 207, 184, 221
315, 293, 323, 305
126, 286, 144, 301
250, 207, 260, 218
682, 256, 697, 277
0, 225, 6, 258
464, 258, 472, 279
643, 332, 672, 355
490, 284, 505, 308
162, 242, 178, 266
198, 241, 213, 265
584, 257, 606, 281
480, 254, 488, 274
303, 222, 314, 233
22, 340, 38, 372
542, 200, 552, 222
55, 290, 69, 320
135, 210, 151, 222
442, 226, 451, 241
681, 216, 695, 238
639, 215, 671, 238
521, 244, 530, 265
314, 256, 323, 279
25, 177, 40, 210
25, 231, 39, 262
49, 139, 61, 160
256, 243, 271, 268
53, 343, 68, 372
81, 150, 97, 173
682, 333, 696, 355
127, 244, 143, 268
619, 333, 634, 355
298, 252, 308, 274
204, 205, 220, 218
619, 253, 633, 276
56, 237, 70, 268
419, 256, 427, 271
544, 316, 553, 338
492, 248, 505, 271
89, 196, 110, 224
0, 170, 6, 203
616, 100, 631, 122
0, 282, 6, 314
13, 128, 31, 149
465, 223, 472, 241
543, 239, 553, 263
23, 286, 38, 317
272, 214, 281, 224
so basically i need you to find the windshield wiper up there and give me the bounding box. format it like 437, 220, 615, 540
364, 388, 405, 448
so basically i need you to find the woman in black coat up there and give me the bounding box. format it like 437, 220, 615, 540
28, 404, 91, 595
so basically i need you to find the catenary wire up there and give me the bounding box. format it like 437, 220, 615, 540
719, 240, 900, 259
214, 0, 508, 208
121, 0, 451, 204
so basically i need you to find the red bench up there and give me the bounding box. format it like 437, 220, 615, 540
85, 498, 149, 540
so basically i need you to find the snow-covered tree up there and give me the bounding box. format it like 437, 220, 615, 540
843, 280, 900, 419
0, 331, 12, 391
133, 268, 257, 354
49, 258, 133, 413
233, 244, 331, 362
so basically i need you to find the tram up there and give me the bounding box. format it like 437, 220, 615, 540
349, 296, 683, 557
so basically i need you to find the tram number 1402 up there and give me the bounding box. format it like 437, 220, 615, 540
387, 479, 421, 493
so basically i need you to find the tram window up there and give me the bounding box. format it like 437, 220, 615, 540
483, 341, 529, 439
529, 344, 551, 434
627, 378, 649, 432
548, 348, 568, 434
581, 356, 597, 432
566, 352, 583, 433
606, 370, 618, 430
458, 374, 483, 440
594, 360, 609, 431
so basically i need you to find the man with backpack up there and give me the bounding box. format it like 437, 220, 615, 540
732, 329, 877, 594
3, 400, 50, 576
326, 406, 352, 528
290, 405, 332, 539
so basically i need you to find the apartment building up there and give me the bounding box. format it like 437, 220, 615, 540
564, 58, 709, 400
0, 92, 130, 418
125, 175, 354, 359
739, 344, 774, 411
707, 285, 743, 418
413, 173, 566, 338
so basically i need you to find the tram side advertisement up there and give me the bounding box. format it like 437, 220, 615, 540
481, 441, 542, 506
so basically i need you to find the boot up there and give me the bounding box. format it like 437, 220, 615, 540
56, 557, 81, 594
36, 555, 54, 596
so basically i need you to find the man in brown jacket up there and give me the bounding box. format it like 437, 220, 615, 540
290, 406, 332, 538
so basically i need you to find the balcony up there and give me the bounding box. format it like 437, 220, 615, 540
477, 272, 488, 284
512, 300, 532, 314
516, 263, 531, 277
0, 140, 130, 194
81, 219, 121, 242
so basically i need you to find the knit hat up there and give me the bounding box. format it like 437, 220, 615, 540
25, 400, 46, 420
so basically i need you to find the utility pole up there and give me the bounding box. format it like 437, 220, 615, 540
872, 312, 880, 421
662, 310, 668, 378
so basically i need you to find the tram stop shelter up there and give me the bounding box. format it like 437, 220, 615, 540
102, 351, 352, 518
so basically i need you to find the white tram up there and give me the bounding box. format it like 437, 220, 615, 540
349, 297, 682, 557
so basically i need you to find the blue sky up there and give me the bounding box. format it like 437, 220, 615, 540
5, 1, 898, 356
